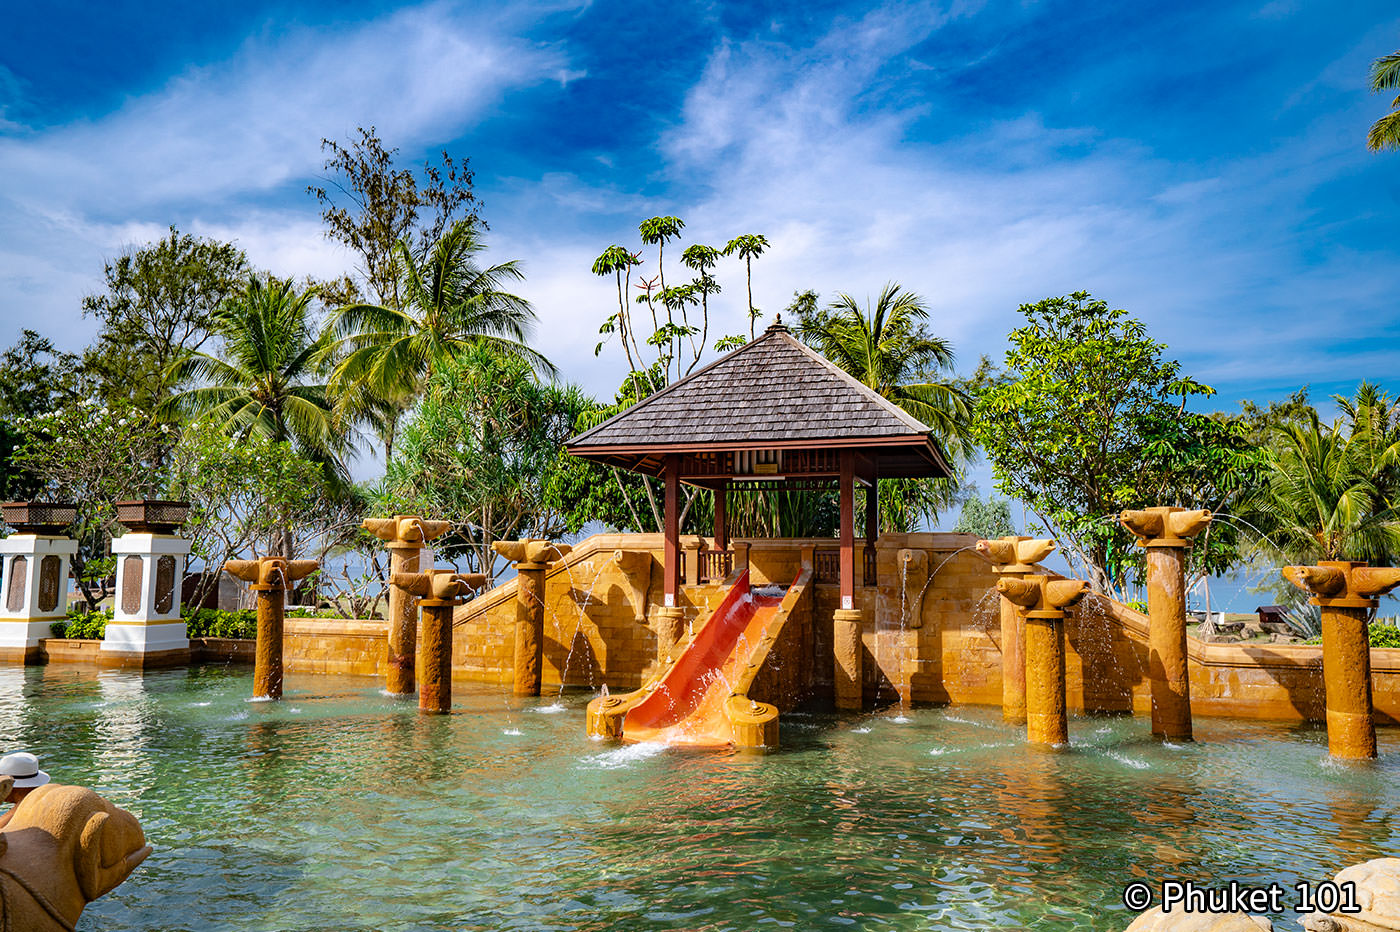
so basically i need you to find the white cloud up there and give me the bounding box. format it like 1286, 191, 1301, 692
0, 0, 571, 350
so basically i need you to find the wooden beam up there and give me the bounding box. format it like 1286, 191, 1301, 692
840, 450, 855, 610
664, 454, 680, 607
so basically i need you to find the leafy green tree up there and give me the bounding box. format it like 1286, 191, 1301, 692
973, 292, 1263, 597
378, 346, 590, 582
1369, 50, 1400, 152
0, 330, 84, 500
953, 487, 1016, 539
308, 125, 480, 310
165, 421, 332, 605
82, 226, 249, 411
723, 233, 769, 337
13, 402, 175, 609
165, 275, 346, 478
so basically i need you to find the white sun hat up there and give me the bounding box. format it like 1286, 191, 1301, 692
0, 752, 50, 789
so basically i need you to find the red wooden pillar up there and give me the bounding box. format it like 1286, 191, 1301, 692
713, 483, 727, 551
663, 454, 680, 608
839, 451, 855, 611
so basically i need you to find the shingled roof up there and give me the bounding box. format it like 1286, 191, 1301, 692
566, 321, 952, 480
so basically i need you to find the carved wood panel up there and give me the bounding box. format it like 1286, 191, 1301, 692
154, 555, 176, 614
4, 557, 25, 613
121, 556, 144, 615
38, 556, 61, 613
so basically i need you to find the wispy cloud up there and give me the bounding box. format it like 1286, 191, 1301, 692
0, 0, 571, 345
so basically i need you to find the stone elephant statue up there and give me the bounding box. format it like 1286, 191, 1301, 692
0, 775, 151, 930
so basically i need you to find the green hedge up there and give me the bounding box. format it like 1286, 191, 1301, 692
50, 608, 110, 639
184, 608, 257, 640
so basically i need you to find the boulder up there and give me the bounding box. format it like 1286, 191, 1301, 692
1302, 858, 1400, 931
1125, 908, 1270, 931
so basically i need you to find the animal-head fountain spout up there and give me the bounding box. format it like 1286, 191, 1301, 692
363, 514, 452, 547
977, 536, 1056, 573
390, 568, 487, 605
492, 539, 573, 567
1283, 561, 1400, 606
612, 548, 654, 625
896, 549, 928, 628
1119, 506, 1213, 546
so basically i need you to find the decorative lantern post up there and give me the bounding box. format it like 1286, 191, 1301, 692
492, 540, 572, 696
362, 515, 451, 696
997, 574, 1089, 746
1119, 507, 1213, 740
976, 537, 1056, 724
389, 569, 485, 714
0, 502, 78, 664
103, 500, 192, 667
224, 556, 319, 700
1283, 561, 1400, 759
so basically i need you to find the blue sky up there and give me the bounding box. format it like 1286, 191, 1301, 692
1, 0, 1398, 431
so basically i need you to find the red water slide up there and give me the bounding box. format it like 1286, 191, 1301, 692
621, 571, 783, 747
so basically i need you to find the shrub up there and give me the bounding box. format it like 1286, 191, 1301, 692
50, 607, 111, 639
1371, 621, 1400, 649
184, 607, 257, 640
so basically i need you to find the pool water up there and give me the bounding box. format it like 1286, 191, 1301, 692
8, 664, 1399, 932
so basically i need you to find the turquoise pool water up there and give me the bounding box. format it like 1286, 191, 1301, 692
7, 664, 1399, 931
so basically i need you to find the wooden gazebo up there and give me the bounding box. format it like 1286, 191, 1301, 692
565, 321, 952, 611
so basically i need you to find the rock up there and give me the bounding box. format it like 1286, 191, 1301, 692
1204, 634, 1243, 644
1301, 858, 1400, 931
1270, 633, 1304, 644
1125, 907, 1271, 931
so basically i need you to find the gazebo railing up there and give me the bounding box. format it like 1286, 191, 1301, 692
700, 549, 733, 583
679, 549, 736, 585
813, 548, 877, 587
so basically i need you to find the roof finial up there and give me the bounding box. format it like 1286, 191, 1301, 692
766, 313, 789, 334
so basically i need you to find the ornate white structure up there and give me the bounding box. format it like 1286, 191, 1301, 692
102, 533, 191, 665
0, 532, 78, 662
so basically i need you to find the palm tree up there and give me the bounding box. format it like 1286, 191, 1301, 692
797, 283, 975, 466
1369, 50, 1400, 152
165, 275, 345, 473
1252, 407, 1400, 564
723, 234, 768, 338
326, 219, 555, 460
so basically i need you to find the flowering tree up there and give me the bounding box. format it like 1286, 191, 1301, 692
13, 402, 174, 609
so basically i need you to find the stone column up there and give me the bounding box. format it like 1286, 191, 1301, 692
253, 588, 284, 699
1321, 602, 1375, 759
997, 574, 1088, 747
976, 537, 1057, 725
390, 569, 484, 714
655, 606, 685, 664
513, 559, 548, 696
362, 516, 451, 697
833, 607, 863, 711
1120, 507, 1212, 740
0, 529, 78, 664
224, 557, 319, 700
1284, 561, 1400, 759
1024, 611, 1067, 746
102, 533, 191, 667
492, 540, 572, 697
